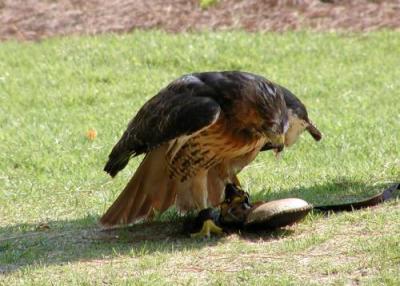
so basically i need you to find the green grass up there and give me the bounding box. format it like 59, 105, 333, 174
0, 31, 399, 285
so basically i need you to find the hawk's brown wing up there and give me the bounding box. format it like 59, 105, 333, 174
104, 77, 221, 177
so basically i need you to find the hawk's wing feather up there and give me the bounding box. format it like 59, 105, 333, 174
104, 79, 221, 177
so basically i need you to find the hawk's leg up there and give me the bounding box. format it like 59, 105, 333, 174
189, 208, 223, 238
190, 172, 224, 238
191, 170, 209, 210
190, 219, 223, 238
231, 174, 241, 186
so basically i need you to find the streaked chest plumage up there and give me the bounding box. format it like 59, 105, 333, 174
165, 119, 265, 182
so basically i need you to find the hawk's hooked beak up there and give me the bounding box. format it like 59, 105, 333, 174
263, 134, 285, 153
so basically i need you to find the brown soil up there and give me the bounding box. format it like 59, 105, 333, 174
1, 0, 399, 41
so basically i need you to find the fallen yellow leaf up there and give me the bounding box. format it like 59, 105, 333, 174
86, 128, 97, 140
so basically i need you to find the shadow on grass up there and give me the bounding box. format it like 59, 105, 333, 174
0, 215, 294, 275
0, 179, 396, 275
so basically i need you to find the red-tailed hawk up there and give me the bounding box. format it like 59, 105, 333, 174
100, 71, 321, 234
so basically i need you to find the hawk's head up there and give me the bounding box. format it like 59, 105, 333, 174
280, 86, 322, 147
255, 81, 289, 151
261, 85, 322, 152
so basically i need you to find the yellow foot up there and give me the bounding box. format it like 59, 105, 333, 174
190, 219, 223, 238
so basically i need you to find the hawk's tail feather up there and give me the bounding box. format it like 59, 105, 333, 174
100, 146, 176, 227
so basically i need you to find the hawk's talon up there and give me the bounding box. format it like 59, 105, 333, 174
190, 219, 223, 238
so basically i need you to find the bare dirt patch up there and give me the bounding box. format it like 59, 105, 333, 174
1, 0, 399, 41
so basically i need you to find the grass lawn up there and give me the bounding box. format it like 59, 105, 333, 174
0, 31, 399, 285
